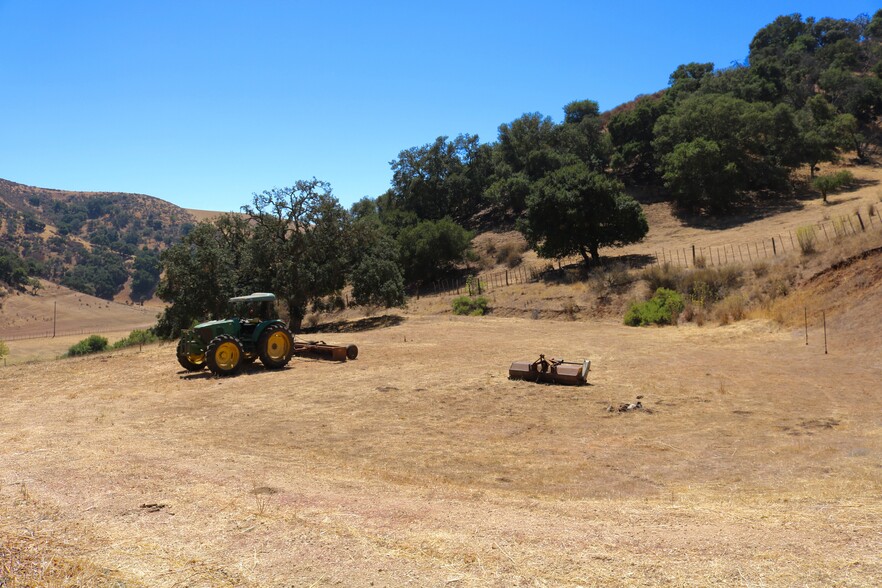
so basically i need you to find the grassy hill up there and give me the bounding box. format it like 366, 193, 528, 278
0, 178, 196, 301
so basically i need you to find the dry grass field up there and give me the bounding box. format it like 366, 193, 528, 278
2, 306, 881, 586
2, 168, 882, 586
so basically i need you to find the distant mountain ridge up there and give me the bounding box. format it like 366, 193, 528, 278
0, 178, 197, 301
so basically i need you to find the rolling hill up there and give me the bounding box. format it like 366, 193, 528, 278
0, 178, 197, 302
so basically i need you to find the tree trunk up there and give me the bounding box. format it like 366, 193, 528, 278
287, 300, 305, 332
579, 247, 592, 267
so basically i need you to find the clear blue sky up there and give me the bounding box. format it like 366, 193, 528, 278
0, 1, 877, 212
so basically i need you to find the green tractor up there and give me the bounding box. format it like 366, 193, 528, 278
176, 292, 294, 376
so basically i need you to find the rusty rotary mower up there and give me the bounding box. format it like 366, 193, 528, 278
292, 338, 359, 362
509, 354, 590, 386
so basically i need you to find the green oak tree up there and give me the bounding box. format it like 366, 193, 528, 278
518, 162, 648, 265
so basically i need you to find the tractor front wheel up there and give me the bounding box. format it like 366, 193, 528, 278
177, 351, 207, 371
176, 339, 207, 371
206, 335, 244, 376
258, 324, 294, 369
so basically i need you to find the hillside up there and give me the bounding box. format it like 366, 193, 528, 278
0, 178, 196, 301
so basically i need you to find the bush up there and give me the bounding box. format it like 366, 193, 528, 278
111, 329, 158, 350
796, 225, 817, 254
68, 335, 109, 356
624, 288, 684, 326
641, 263, 684, 292
679, 266, 743, 305
452, 295, 490, 316
714, 293, 747, 325
813, 170, 854, 202
495, 241, 526, 268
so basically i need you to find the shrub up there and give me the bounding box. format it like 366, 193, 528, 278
681, 300, 706, 326
796, 225, 817, 254
624, 288, 684, 326
68, 335, 109, 356
813, 170, 854, 203
641, 263, 683, 292
496, 242, 526, 268
680, 266, 743, 304
602, 263, 635, 292
452, 295, 490, 316
714, 293, 747, 325
111, 329, 158, 350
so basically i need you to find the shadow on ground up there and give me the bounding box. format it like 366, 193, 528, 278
301, 314, 406, 334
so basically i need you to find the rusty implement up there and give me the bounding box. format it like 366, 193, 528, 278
509, 354, 590, 386
293, 340, 359, 361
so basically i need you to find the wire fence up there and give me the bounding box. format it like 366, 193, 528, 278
0, 324, 155, 342
419, 204, 882, 298
417, 262, 546, 298
650, 205, 882, 269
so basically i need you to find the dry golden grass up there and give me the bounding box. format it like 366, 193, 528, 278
0, 282, 158, 364
2, 311, 881, 586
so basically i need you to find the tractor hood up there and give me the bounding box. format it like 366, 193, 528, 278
194, 318, 234, 330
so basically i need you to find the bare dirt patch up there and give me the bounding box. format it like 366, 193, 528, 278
2, 315, 880, 586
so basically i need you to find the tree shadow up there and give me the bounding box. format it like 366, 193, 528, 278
300, 314, 406, 334
675, 196, 804, 230
539, 253, 657, 284
601, 253, 657, 270
673, 176, 879, 230
791, 175, 878, 203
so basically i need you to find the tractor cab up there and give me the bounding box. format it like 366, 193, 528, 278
232, 292, 277, 324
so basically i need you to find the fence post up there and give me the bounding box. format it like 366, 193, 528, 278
772, 238, 777, 256
505, 270, 509, 286
856, 212, 865, 232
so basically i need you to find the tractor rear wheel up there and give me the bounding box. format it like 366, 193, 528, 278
258, 324, 294, 369
206, 335, 244, 376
